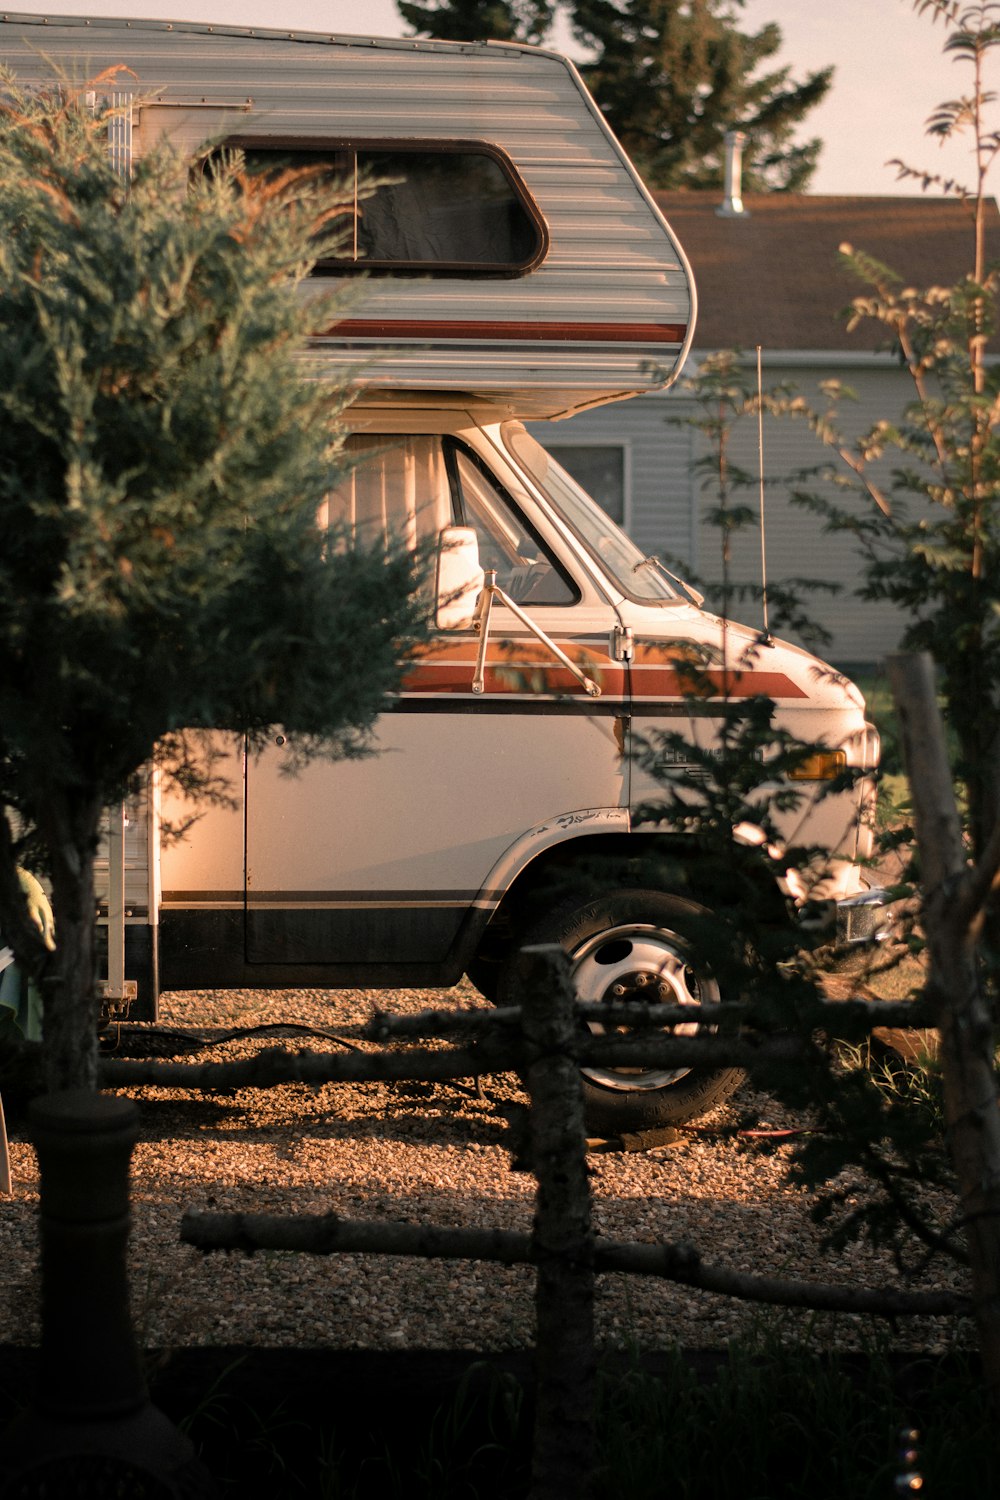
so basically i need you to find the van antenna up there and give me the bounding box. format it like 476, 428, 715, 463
756, 344, 773, 646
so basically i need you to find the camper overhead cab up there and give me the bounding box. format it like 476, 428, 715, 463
1, 15, 888, 1131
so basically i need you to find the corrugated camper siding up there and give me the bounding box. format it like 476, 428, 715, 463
0, 16, 694, 417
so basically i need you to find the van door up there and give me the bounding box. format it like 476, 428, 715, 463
243, 430, 628, 977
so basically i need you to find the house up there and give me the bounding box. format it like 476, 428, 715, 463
530, 190, 1000, 669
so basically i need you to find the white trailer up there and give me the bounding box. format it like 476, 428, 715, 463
0, 13, 694, 416
3, 16, 886, 1130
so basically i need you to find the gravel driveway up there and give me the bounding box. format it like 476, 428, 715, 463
0, 978, 971, 1355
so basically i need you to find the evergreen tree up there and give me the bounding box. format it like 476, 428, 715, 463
0, 71, 427, 1093
398, 0, 554, 44
570, 0, 831, 190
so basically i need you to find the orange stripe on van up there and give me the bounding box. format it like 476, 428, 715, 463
401, 638, 626, 697
399, 641, 803, 699
629, 642, 808, 700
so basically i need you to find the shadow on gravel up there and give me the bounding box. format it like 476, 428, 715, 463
94, 1085, 523, 1151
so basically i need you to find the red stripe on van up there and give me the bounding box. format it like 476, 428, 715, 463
321, 319, 688, 344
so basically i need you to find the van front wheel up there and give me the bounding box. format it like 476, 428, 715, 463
496, 888, 745, 1135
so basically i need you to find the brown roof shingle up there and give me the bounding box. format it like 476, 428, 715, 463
655, 192, 1000, 352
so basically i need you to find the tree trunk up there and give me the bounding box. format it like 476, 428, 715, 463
888, 652, 1000, 1410
519, 943, 597, 1500
40, 795, 103, 1093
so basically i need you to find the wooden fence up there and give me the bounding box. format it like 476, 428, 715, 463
96, 947, 961, 1500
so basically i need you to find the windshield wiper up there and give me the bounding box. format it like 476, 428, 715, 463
634, 555, 704, 607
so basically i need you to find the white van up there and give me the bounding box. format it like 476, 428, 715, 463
3, 16, 886, 1128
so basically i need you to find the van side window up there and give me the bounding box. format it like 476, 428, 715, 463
214, 140, 547, 276
449, 445, 575, 606
322, 435, 575, 608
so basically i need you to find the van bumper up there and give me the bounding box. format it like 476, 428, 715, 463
836, 887, 894, 945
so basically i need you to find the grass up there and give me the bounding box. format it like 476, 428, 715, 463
164, 1331, 995, 1500
171, 1356, 530, 1499
593, 1329, 992, 1500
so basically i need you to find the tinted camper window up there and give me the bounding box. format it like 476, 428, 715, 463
218, 140, 546, 275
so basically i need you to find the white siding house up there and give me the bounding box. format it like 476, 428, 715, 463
532, 191, 1000, 668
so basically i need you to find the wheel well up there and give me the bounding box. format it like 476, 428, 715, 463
471, 832, 788, 968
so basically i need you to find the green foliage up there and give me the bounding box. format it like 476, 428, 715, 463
398, 0, 554, 43
0, 72, 425, 824
0, 68, 428, 1086
789, 3, 1000, 974
150, 1341, 1000, 1498
725, 1, 1000, 1296
642, 332, 962, 1276
171, 1358, 530, 1499
595, 1332, 994, 1499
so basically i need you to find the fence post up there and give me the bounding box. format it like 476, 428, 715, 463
519, 943, 597, 1500
0, 1089, 215, 1496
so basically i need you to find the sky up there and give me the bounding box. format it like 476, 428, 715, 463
9, 0, 995, 196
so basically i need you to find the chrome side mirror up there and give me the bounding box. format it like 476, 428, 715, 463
435, 526, 485, 630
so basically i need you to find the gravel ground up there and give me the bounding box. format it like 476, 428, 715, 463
0, 977, 972, 1355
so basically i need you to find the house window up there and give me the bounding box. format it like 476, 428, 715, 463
215, 139, 547, 276
544, 445, 627, 527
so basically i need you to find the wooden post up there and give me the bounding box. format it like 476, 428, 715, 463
0, 1091, 10, 1195
888, 653, 1000, 1411
0, 1090, 215, 1495
519, 944, 597, 1500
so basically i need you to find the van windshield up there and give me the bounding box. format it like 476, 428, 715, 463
502, 424, 684, 604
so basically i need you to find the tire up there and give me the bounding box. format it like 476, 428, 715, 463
497, 887, 745, 1134
465, 955, 502, 1005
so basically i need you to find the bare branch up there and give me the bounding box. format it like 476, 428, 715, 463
98, 1030, 836, 1093
179, 1209, 969, 1320
364, 995, 929, 1041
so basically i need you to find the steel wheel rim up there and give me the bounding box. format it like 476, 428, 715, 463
570, 922, 719, 1093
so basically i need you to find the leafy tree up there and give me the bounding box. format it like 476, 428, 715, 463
664, 348, 839, 650
568, 0, 832, 190
785, 0, 1000, 1406
397, 0, 555, 43
0, 71, 427, 1094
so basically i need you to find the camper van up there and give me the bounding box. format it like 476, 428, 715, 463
2, 15, 887, 1130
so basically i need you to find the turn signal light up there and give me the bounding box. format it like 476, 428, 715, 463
788, 750, 847, 781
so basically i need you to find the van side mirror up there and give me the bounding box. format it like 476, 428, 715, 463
435, 526, 485, 630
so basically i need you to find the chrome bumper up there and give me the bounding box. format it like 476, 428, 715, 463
837, 887, 894, 945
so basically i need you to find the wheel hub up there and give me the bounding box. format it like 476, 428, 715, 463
570, 923, 718, 1093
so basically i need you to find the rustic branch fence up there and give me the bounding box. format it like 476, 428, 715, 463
91, 946, 963, 1500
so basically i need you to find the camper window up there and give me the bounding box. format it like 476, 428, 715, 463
213, 139, 546, 275
322, 435, 574, 607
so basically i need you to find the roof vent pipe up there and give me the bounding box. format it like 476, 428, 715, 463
718, 129, 748, 217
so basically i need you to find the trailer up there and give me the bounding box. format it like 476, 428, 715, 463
3, 15, 886, 1131
0, 13, 695, 416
